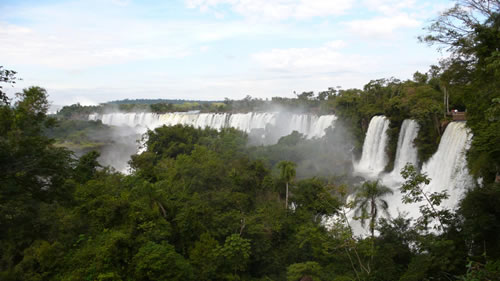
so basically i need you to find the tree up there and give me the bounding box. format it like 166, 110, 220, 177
0, 66, 18, 105
297, 91, 314, 100
287, 261, 323, 281
292, 178, 339, 219
420, 0, 500, 55
400, 164, 451, 231
189, 233, 220, 280
0, 86, 73, 276
353, 180, 394, 239
74, 150, 101, 183
216, 234, 251, 276
421, 0, 500, 183
133, 242, 194, 281
317, 87, 337, 101
459, 182, 500, 259
277, 161, 296, 210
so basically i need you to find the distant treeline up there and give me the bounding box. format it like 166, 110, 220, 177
56, 94, 336, 118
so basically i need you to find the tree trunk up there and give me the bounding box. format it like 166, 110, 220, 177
285, 182, 289, 210
446, 88, 449, 115
370, 199, 375, 239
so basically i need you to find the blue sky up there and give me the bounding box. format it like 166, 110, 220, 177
1, 0, 453, 105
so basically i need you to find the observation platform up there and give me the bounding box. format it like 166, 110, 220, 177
449, 111, 466, 121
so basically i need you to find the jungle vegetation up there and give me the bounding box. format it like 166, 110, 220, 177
1, 0, 499, 280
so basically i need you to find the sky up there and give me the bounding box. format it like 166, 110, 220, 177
0, 0, 453, 105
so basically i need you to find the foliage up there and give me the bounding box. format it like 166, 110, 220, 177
0, 86, 73, 278
2, 2, 500, 278
286, 261, 323, 281
421, 0, 500, 183
249, 124, 355, 180
459, 260, 500, 281
133, 241, 194, 281
331, 77, 444, 165
0, 66, 19, 105
292, 178, 340, 219
353, 180, 393, 238
57, 103, 101, 119
459, 182, 500, 259
400, 164, 451, 231
216, 234, 251, 275
74, 151, 101, 183
45, 119, 112, 153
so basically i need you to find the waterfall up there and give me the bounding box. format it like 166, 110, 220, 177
355, 116, 390, 178
380, 121, 473, 225
89, 112, 336, 142
88, 111, 337, 172
420, 122, 474, 209
382, 119, 419, 185
341, 120, 473, 236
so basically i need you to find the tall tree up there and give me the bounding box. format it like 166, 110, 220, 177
421, 0, 500, 182
277, 160, 296, 210
0, 86, 73, 274
353, 180, 394, 239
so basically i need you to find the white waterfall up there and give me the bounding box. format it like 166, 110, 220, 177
354, 116, 390, 178
420, 122, 474, 209
88, 112, 336, 142
380, 121, 474, 226
349, 121, 474, 236
88, 111, 337, 173
382, 119, 420, 185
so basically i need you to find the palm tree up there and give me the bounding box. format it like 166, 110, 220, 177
277, 161, 296, 210
353, 180, 393, 239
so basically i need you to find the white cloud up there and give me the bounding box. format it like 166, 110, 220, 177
252, 40, 375, 73
344, 14, 420, 39
362, 0, 417, 15
0, 15, 286, 71
0, 0, 299, 71
185, 0, 355, 21
1, 0, 445, 104
0, 22, 192, 70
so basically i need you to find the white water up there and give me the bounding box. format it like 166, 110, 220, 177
384, 122, 474, 221
350, 120, 474, 234
88, 112, 337, 143
382, 119, 420, 185
420, 122, 474, 210
354, 116, 390, 178
87, 111, 337, 172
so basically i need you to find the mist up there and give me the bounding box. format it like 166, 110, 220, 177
84, 107, 358, 182
249, 119, 358, 182
96, 127, 141, 173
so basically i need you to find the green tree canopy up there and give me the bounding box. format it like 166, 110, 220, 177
354, 180, 394, 239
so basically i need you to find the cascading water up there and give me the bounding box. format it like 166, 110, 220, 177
420, 122, 474, 209
88, 111, 337, 172
383, 122, 474, 221
88, 112, 336, 141
382, 119, 419, 185
350, 120, 474, 234
354, 116, 390, 178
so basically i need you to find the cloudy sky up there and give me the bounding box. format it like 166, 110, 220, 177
1, 0, 452, 105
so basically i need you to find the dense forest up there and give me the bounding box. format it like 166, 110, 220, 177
1, 1, 500, 280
